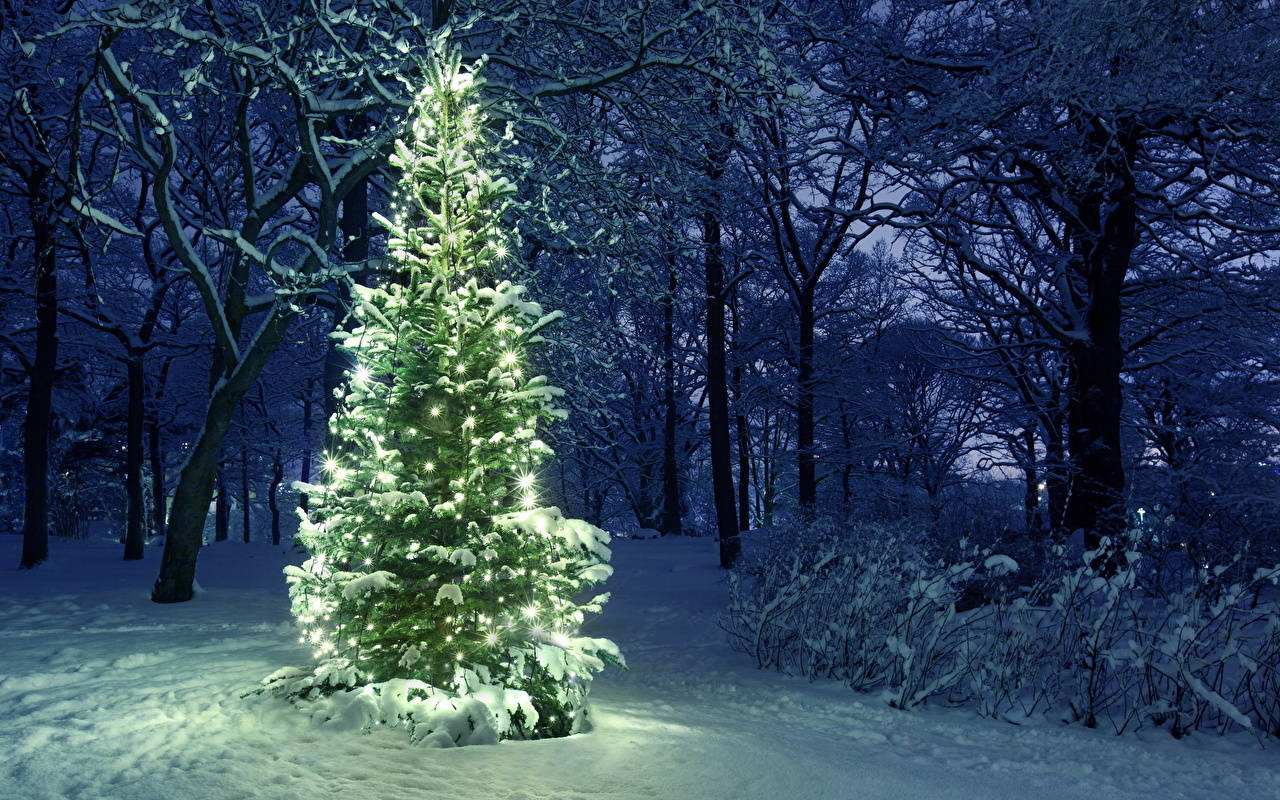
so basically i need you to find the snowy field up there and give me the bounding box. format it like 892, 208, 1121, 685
1, 534, 1277, 800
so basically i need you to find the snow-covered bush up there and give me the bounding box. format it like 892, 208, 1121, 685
722, 519, 1003, 708
723, 521, 1280, 738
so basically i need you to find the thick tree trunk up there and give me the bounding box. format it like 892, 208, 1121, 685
661, 253, 682, 536
156, 443, 223, 602
632, 465, 662, 531
705, 210, 739, 567
123, 353, 145, 560
152, 311, 293, 602
1065, 340, 1127, 553
20, 180, 56, 570
796, 291, 817, 511
1063, 126, 1136, 560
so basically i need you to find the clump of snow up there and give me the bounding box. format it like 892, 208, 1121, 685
433, 583, 463, 605
983, 554, 1018, 576
260, 669, 520, 747
341, 570, 398, 600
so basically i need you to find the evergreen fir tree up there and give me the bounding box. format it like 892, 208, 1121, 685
268, 48, 621, 744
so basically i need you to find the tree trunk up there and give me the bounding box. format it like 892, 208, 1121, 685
731, 305, 750, 531
633, 464, 662, 531
661, 251, 682, 536
322, 179, 370, 436
589, 487, 604, 526
796, 289, 817, 511
298, 379, 315, 514
703, 92, 738, 567
1044, 426, 1069, 535
735, 410, 750, 531
757, 413, 777, 527
1064, 340, 1127, 552
148, 420, 165, 540
123, 353, 145, 560
240, 445, 251, 543
155, 445, 221, 602
269, 448, 283, 546
20, 174, 56, 570
1063, 123, 1136, 560
214, 468, 229, 543
152, 313, 293, 602
840, 411, 853, 510
1019, 427, 1039, 534
148, 357, 172, 541
705, 203, 738, 567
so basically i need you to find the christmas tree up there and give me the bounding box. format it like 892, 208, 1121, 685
266, 48, 622, 746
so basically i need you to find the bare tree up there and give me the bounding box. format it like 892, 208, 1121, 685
871, 0, 1280, 558
1, 1, 95, 568
82, 2, 436, 599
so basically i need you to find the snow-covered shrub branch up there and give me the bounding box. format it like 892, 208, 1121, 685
723, 522, 1280, 739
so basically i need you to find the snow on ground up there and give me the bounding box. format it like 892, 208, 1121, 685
1, 534, 1277, 800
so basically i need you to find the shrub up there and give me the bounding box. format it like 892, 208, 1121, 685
722, 521, 1280, 739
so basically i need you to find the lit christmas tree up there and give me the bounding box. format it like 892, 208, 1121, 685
265, 48, 621, 745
